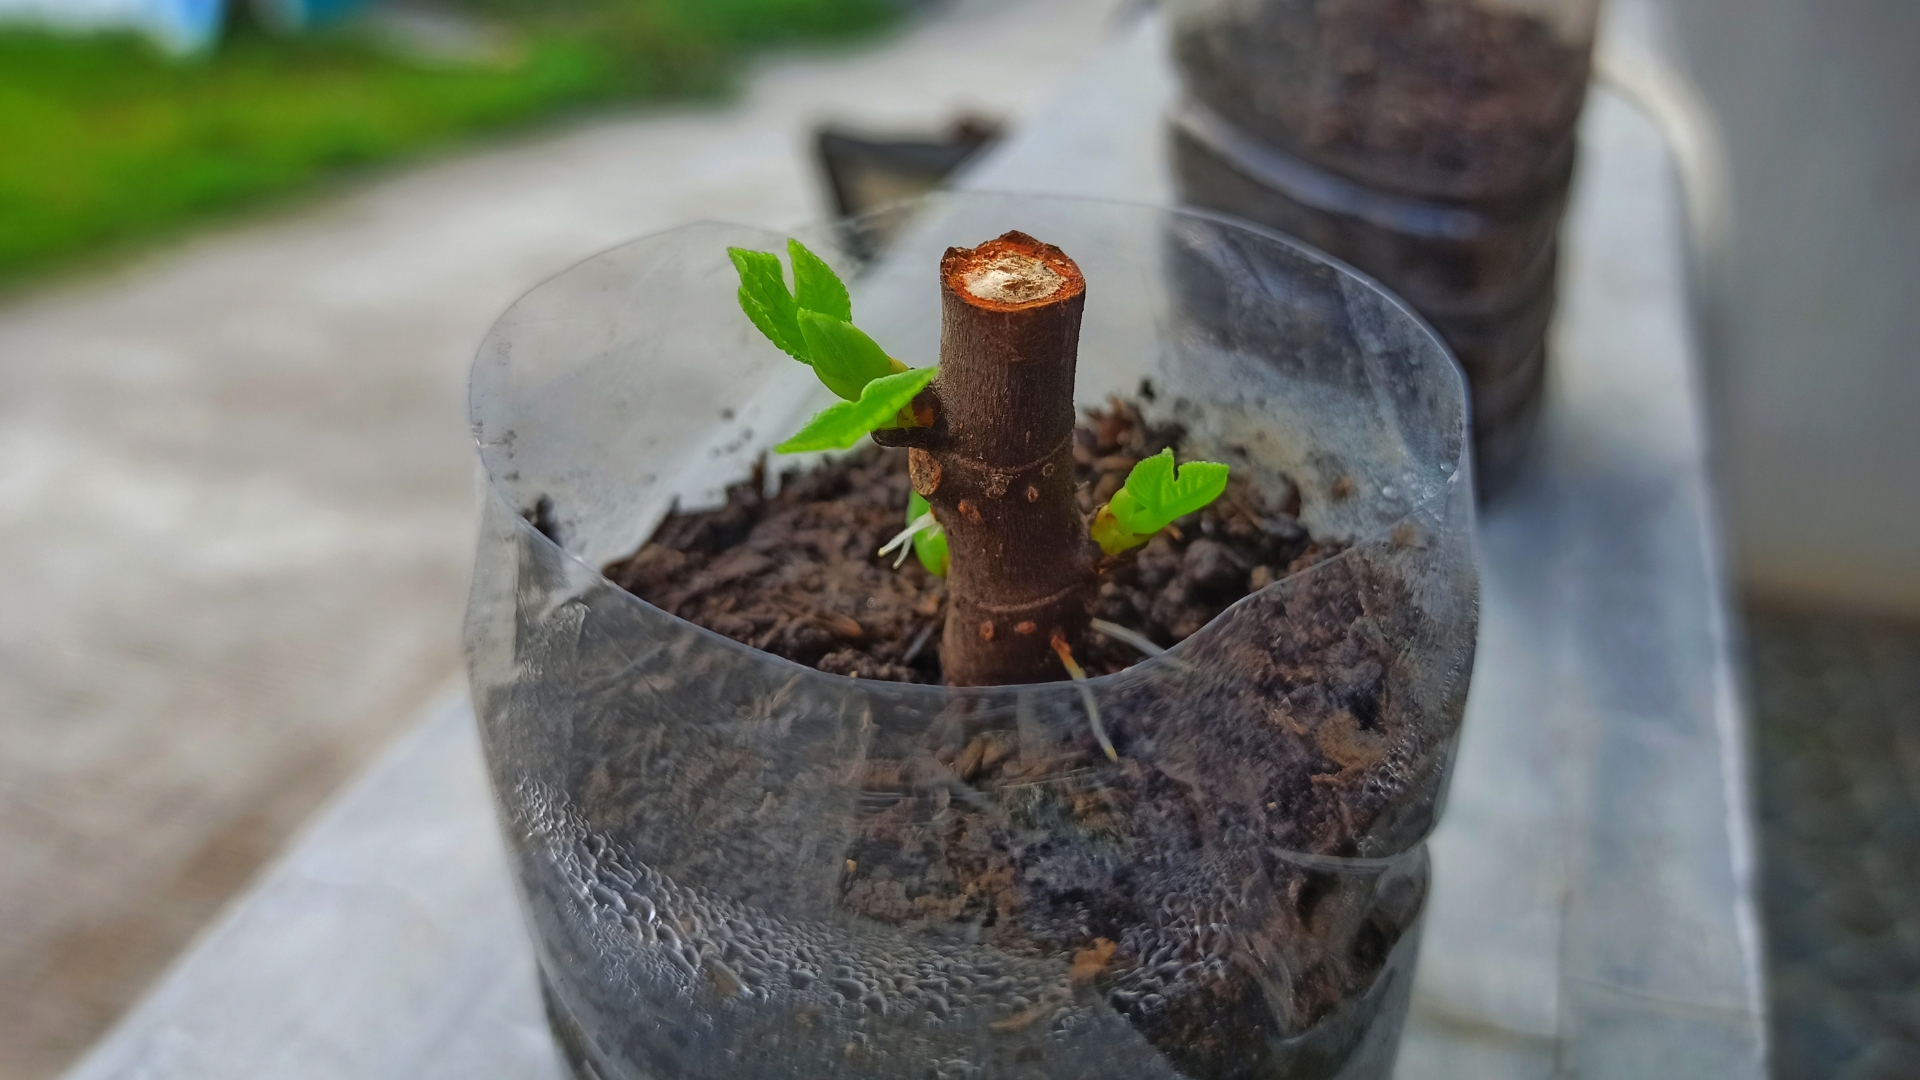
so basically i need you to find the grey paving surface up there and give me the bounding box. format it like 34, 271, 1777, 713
0, 2, 1123, 1076
1747, 608, 1920, 1080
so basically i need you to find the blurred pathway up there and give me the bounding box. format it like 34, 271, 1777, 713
0, 2, 1124, 1075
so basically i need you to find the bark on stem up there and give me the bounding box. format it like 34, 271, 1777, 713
901, 232, 1096, 686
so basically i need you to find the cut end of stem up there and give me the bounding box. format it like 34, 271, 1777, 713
942, 231, 1085, 314
963, 252, 1062, 305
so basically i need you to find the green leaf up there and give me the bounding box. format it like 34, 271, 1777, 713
728, 247, 805, 361
1091, 449, 1231, 555
738, 293, 798, 362
798, 309, 897, 401
776, 366, 939, 453
908, 491, 948, 577
788, 239, 851, 324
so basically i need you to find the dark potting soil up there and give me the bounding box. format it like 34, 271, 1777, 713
605, 398, 1341, 685
1175, 0, 1591, 202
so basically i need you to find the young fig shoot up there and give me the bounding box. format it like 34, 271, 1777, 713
727, 239, 935, 452
907, 491, 948, 576
727, 239, 850, 361
1091, 449, 1231, 555
777, 366, 937, 453
876, 491, 949, 575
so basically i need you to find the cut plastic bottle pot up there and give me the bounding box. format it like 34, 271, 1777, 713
465, 193, 1479, 1079
1167, 0, 1601, 496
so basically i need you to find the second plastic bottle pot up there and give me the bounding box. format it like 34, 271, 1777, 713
465, 193, 1479, 1079
1167, 0, 1600, 496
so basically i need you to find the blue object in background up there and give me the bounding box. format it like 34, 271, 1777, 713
0, 0, 372, 51
252, 0, 373, 32
0, 0, 227, 52
156, 0, 224, 49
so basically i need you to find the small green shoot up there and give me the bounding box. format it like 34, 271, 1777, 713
797, 309, 901, 401
776, 365, 938, 452
728, 247, 804, 360
728, 238, 936, 449
788, 240, 853, 324
876, 492, 948, 576
908, 491, 948, 576
1090, 449, 1230, 555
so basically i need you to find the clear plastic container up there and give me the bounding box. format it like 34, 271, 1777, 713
1167, 0, 1599, 496
465, 193, 1479, 1079
1170, 0, 1598, 203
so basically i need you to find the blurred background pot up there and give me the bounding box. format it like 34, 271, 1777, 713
464, 193, 1478, 1079
1168, 0, 1600, 497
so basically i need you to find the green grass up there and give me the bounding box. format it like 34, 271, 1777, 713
0, 0, 896, 289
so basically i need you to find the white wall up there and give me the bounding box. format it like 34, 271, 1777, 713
1631, 0, 1920, 616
